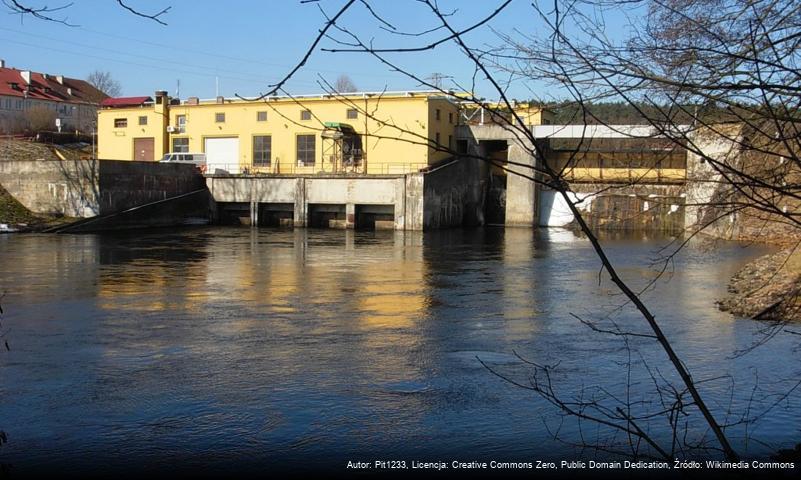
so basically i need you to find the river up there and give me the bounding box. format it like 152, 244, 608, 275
0, 227, 798, 474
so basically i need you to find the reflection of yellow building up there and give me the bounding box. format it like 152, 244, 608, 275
98, 90, 460, 175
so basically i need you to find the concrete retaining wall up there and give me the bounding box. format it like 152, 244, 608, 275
422, 158, 485, 229
0, 159, 204, 218
59, 189, 213, 233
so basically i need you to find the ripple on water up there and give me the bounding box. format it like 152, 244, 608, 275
448, 351, 523, 365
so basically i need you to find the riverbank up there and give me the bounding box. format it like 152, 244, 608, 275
718, 245, 801, 321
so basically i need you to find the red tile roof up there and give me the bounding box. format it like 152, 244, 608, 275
100, 96, 153, 107
0, 67, 107, 104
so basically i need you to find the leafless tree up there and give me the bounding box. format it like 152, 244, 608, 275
2, 0, 169, 25
86, 70, 122, 101
24, 105, 57, 133
334, 74, 358, 93
267, 0, 801, 461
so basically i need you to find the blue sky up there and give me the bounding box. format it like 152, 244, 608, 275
0, 0, 639, 101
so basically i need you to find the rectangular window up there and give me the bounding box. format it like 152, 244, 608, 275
435, 109, 441, 121
176, 114, 186, 132
215, 112, 225, 123
257, 111, 268, 122
172, 138, 189, 153
253, 135, 271, 167
448, 135, 453, 150
346, 108, 358, 119
296, 134, 316, 166
300, 110, 311, 121
114, 118, 127, 128
448, 112, 453, 124
435, 132, 440, 146
138, 116, 148, 126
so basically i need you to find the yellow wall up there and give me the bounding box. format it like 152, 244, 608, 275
98, 93, 459, 174
97, 107, 165, 161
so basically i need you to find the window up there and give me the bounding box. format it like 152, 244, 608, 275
448, 112, 453, 124
114, 118, 128, 128
300, 110, 311, 121
297, 134, 316, 166
346, 108, 358, 119
448, 135, 453, 150
138, 116, 148, 126
435, 132, 440, 146
435, 109, 441, 121
172, 138, 189, 153
215, 112, 225, 123
253, 135, 271, 167
176, 115, 186, 132
257, 111, 268, 122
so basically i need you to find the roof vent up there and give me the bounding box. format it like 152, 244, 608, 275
67, 87, 73, 96
186, 96, 199, 105
216, 96, 224, 104
0, 59, 5, 68
21, 70, 31, 85
56, 75, 64, 85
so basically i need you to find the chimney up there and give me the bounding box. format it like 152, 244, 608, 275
186, 96, 199, 105
67, 87, 73, 96
216, 96, 224, 104
21, 70, 31, 85
56, 75, 64, 85
0, 59, 5, 68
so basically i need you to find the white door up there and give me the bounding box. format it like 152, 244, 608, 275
204, 137, 240, 174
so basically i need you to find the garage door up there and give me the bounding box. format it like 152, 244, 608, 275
204, 137, 240, 174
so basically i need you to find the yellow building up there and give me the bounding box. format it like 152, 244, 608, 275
97, 90, 462, 175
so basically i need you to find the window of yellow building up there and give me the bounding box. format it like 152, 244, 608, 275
138, 116, 148, 126
257, 111, 267, 122
301, 110, 311, 121
173, 138, 189, 153
215, 113, 225, 123
114, 118, 127, 128
297, 134, 315, 166
253, 136, 271, 167
346, 108, 358, 119
435, 109, 441, 121
176, 115, 186, 132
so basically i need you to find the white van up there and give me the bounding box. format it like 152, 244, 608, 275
160, 152, 207, 172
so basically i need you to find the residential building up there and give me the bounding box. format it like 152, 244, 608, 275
97, 90, 465, 174
0, 60, 106, 134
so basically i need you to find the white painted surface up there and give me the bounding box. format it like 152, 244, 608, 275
204, 137, 240, 174
538, 190, 595, 227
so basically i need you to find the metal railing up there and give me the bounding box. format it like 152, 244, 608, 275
202, 161, 430, 176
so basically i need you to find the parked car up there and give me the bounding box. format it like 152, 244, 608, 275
160, 152, 207, 172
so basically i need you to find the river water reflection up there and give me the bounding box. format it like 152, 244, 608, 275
0, 227, 798, 473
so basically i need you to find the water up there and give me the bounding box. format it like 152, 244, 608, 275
0, 227, 798, 474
